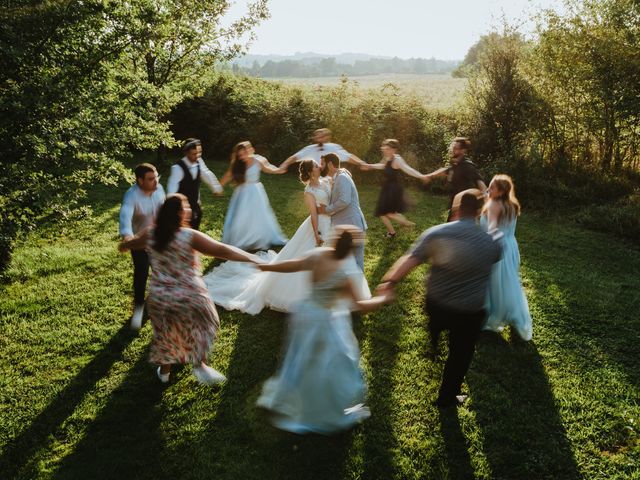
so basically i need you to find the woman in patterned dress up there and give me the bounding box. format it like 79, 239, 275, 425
119, 194, 263, 384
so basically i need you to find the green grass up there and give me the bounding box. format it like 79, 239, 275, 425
1, 163, 639, 479
269, 73, 468, 109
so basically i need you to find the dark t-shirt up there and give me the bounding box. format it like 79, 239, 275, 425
446, 158, 483, 207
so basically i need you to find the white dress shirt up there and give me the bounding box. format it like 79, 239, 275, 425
119, 184, 166, 237
166, 157, 223, 195
293, 143, 351, 164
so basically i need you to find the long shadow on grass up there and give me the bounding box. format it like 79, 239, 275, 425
466, 333, 580, 479
358, 238, 407, 479
438, 408, 476, 479
162, 312, 352, 480
52, 345, 166, 480
520, 217, 640, 388
0, 324, 135, 479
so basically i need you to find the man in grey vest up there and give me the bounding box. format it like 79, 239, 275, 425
318, 153, 367, 271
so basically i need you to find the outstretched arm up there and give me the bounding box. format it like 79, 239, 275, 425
219, 168, 233, 187
255, 155, 286, 174
423, 166, 449, 183
345, 277, 394, 312
379, 254, 423, 287
258, 254, 313, 273
325, 175, 352, 216
279, 154, 299, 170
361, 160, 386, 171
191, 230, 263, 263
119, 227, 150, 252
396, 156, 425, 179
345, 153, 368, 167
199, 159, 224, 194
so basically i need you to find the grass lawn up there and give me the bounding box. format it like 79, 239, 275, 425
1, 161, 639, 479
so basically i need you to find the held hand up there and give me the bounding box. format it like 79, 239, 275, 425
315, 236, 324, 247
374, 281, 394, 297
360, 163, 371, 171
317, 204, 327, 215
422, 174, 432, 184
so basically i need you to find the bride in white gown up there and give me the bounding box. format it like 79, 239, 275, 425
204, 159, 370, 313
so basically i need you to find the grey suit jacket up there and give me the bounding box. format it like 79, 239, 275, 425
325, 170, 367, 230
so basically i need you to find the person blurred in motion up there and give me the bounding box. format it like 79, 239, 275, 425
377, 191, 501, 408
166, 138, 223, 230
256, 226, 393, 434
219, 140, 288, 251
279, 128, 368, 170
119, 163, 165, 330
423, 137, 487, 220
204, 159, 370, 314
361, 138, 426, 238
317, 153, 368, 271
119, 194, 263, 385
481, 174, 532, 340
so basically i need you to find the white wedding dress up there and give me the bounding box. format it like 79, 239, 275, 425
204, 177, 370, 314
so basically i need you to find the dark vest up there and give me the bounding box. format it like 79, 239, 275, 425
176, 159, 201, 207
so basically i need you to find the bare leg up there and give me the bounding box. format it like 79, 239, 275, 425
388, 213, 414, 228
381, 215, 396, 235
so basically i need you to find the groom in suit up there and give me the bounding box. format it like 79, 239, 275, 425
318, 153, 367, 271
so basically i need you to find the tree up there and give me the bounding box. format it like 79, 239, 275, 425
0, 0, 269, 272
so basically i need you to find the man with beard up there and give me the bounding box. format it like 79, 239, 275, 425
423, 137, 486, 220
317, 153, 367, 271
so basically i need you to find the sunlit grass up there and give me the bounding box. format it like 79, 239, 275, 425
0, 164, 639, 479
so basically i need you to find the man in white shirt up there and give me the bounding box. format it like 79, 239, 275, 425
279, 128, 368, 170
119, 163, 165, 330
166, 138, 222, 230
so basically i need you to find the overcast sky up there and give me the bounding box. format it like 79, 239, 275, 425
225, 0, 563, 60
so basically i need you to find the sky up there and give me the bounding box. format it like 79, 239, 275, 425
225, 0, 563, 60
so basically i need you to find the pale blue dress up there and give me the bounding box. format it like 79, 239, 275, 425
256, 257, 370, 434
221, 158, 287, 250
481, 215, 533, 340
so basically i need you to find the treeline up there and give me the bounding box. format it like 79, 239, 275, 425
231, 56, 459, 78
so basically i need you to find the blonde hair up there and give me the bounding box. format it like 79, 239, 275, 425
484, 174, 521, 223
381, 138, 400, 151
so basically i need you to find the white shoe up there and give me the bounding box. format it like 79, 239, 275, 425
156, 366, 170, 383
193, 365, 226, 385
130, 304, 144, 330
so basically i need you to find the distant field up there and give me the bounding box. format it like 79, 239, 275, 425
267, 73, 468, 109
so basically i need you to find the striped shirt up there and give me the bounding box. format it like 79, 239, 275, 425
410, 218, 501, 312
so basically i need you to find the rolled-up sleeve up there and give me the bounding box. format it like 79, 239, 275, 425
119, 189, 135, 237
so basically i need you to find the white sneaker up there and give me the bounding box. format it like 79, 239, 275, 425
156, 366, 170, 383
193, 365, 226, 385
130, 304, 144, 330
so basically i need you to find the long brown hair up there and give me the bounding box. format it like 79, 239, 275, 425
230, 140, 252, 184
485, 174, 521, 223
332, 225, 364, 260
153, 194, 190, 252
298, 159, 316, 184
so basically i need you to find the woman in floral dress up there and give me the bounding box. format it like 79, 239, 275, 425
119, 194, 263, 384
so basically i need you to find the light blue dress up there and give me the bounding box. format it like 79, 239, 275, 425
256, 258, 370, 434
481, 215, 533, 340
221, 158, 287, 250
